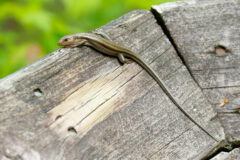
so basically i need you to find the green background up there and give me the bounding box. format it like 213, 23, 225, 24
0, 0, 177, 78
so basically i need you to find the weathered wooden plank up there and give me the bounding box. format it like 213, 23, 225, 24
152, 0, 240, 143
211, 148, 240, 160
0, 9, 224, 159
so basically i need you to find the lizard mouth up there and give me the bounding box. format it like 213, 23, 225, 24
58, 41, 72, 46
57, 41, 63, 46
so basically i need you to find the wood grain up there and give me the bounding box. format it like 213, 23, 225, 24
0, 9, 224, 160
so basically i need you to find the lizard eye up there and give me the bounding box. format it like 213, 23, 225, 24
64, 38, 69, 42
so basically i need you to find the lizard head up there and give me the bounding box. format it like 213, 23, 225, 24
58, 34, 87, 48
58, 35, 76, 47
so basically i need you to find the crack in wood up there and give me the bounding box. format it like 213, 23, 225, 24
151, 6, 221, 143
150, 8, 201, 88
203, 85, 240, 89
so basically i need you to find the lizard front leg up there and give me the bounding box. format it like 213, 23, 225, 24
117, 53, 132, 64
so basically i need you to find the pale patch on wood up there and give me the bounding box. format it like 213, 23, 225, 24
48, 63, 144, 137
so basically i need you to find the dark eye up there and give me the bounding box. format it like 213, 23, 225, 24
64, 38, 69, 42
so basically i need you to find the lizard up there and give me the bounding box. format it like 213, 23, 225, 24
57, 32, 217, 141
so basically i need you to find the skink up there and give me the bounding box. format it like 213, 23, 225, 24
58, 32, 217, 141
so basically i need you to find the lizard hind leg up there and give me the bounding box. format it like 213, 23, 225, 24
117, 53, 132, 64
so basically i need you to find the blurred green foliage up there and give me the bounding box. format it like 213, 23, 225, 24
0, 0, 177, 78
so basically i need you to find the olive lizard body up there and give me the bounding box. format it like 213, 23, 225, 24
58, 32, 217, 141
